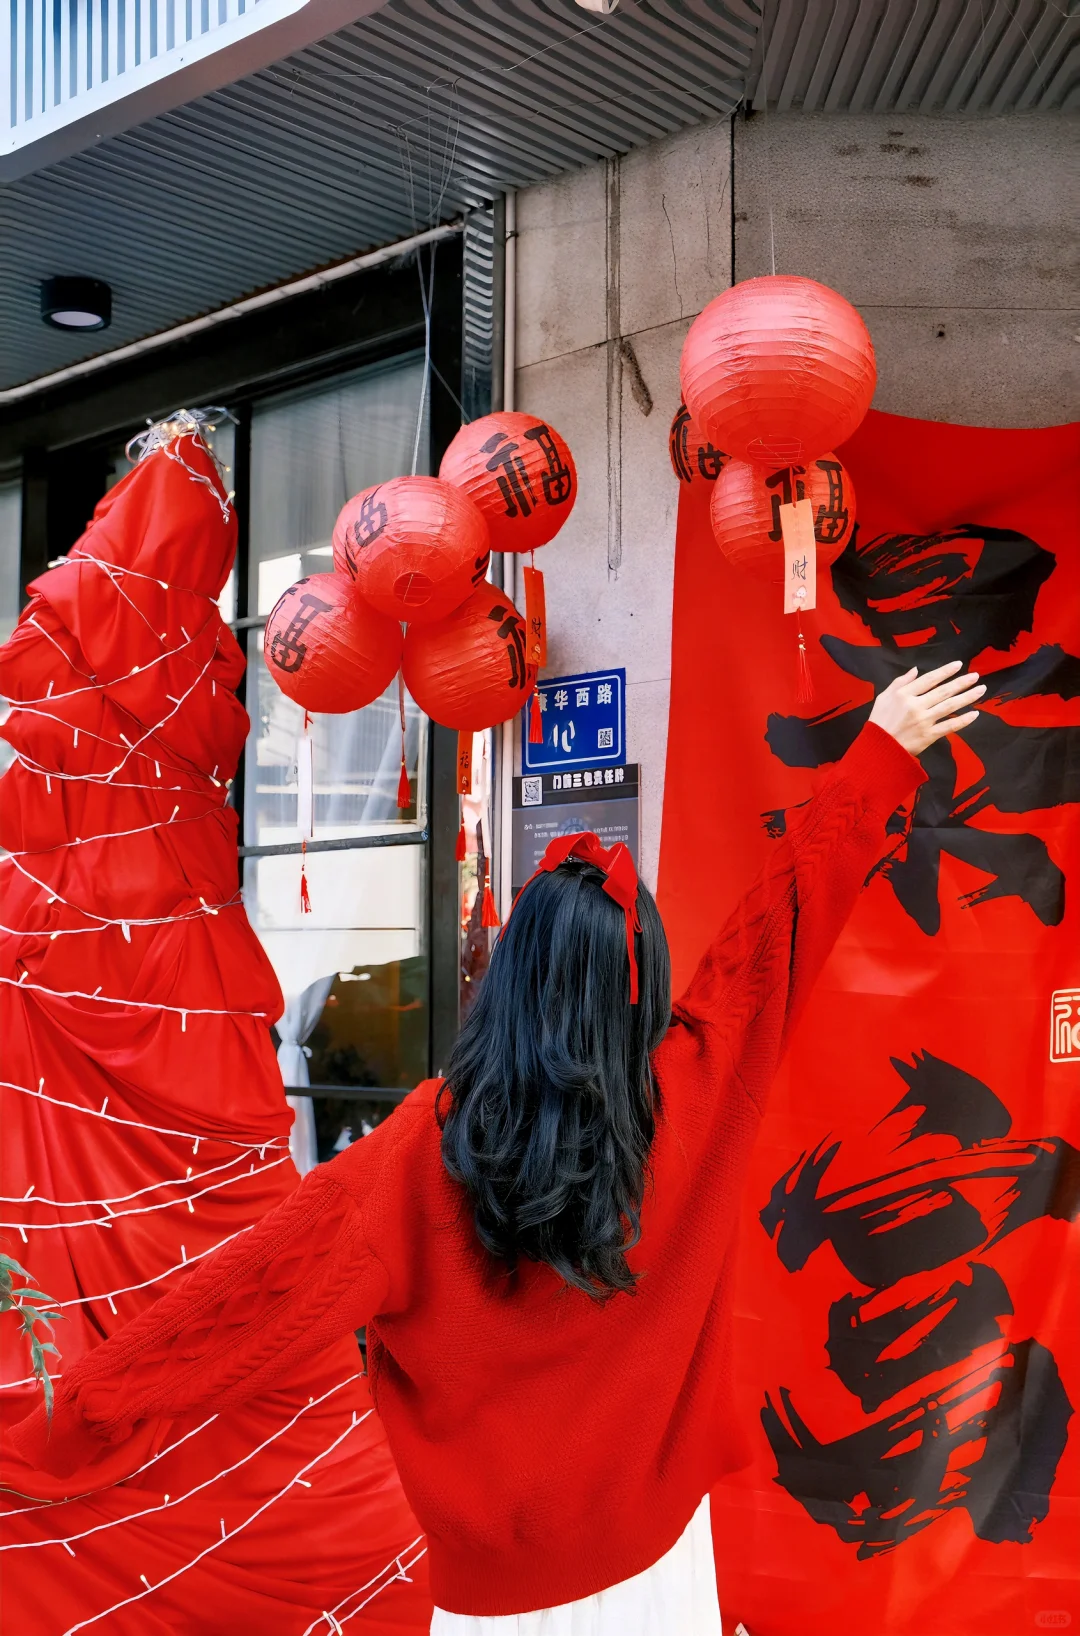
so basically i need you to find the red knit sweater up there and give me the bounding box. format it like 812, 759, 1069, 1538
11, 724, 923, 1616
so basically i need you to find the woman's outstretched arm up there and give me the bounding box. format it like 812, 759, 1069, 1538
663, 662, 985, 1110
7, 1136, 393, 1479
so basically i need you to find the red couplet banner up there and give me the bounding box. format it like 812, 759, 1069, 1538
658, 411, 1080, 1636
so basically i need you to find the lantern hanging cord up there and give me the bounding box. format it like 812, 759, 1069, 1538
410, 245, 437, 476
758, 1, 776, 278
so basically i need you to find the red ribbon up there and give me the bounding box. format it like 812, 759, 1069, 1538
502, 832, 642, 1004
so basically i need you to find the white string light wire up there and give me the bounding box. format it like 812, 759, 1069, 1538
52, 1228, 251, 1312
3, 1080, 287, 1153
5, 620, 217, 708
56, 1402, 382, 1635
0, 1148, 280, 1208
2, 976, 269, 1022
0, 1377, 368, 1552
1, 424, 411, 1635
0, 1155, 289, 1231
8, 640, 223, 788
304, 1539, 428, 1634
0, 1416, 220, 1515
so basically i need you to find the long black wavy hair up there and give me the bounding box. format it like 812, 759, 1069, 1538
439, 856, 671, 1300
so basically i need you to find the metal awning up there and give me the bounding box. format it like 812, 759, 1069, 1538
1, 0, 1075, 393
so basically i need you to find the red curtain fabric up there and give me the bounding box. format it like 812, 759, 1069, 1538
658, 411, 1080, 1636
0, 437, 431, 1634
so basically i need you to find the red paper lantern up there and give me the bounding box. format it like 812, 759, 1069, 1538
709, 454, 856, 584
332, 476, 490, 625
438, 411, 577, 553
681, 275, 876, 466
402, 583, 531, 731
263, 573, 402, 713
669, 403, 727, 486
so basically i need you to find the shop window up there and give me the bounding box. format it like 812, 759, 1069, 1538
240, 354, 433, 1168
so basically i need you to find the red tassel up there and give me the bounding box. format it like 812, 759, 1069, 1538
455, 818, 467, 861
397, 759, 411, 810
481, 885, 501, 929
528, 686, 543, 744
299, 840, 312, 914
795, 614, 814, 706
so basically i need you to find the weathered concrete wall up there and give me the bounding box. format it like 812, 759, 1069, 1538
735, 111, 1076, 427
514, 122, 732, 888
512, 109, 1074, 887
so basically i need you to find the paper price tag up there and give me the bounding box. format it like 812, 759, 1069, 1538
296, 733, 314, 840
779, 496, 817, 614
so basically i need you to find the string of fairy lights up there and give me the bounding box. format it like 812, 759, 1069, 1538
1, 425, 421, 1631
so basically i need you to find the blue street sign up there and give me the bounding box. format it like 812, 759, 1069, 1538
522, 668, 626, 774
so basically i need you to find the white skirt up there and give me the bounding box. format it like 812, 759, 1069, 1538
430, 1494, 721, 1636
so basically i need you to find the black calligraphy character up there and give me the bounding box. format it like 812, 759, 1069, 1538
523, 423, 574, 506
765, 467, 807, 542
268, 586, 332, 674
355, 488, 388, 546
470, 551, 491, 589
670, 404, 727, 483
764, 526, 1080, 933
812, 457, 850, 544
342, 489, 389, 578
487, 603, 527, 689
482, 432, 536, 519
760, 1050, 1078, 1556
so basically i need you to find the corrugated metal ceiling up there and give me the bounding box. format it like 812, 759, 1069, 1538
1, 0, 1075, 392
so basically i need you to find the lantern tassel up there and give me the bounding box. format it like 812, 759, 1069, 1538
528, 687, 543, 744
299, 840, 312, 915
795, 614, 814, 706
481, 883, 501, 930
455, 818, 467, 862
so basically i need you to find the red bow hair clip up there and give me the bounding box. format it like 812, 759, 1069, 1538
501, 831, 643, 1004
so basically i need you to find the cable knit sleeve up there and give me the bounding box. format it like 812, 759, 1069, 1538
661, 722, 926, 1111
8, 1156, 388, 1479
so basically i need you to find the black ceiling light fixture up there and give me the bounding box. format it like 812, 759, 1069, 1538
40, 276, 112, 331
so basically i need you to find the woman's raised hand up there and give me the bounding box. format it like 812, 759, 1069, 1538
868, 660, 986, 756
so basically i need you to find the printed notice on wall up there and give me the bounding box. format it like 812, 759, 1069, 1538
511, 765, 640, 896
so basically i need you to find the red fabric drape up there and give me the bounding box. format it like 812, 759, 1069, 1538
0, 436, 431, 1634
659, 411, 1080, 1636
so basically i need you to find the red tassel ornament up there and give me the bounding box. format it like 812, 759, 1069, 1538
299, 839, 312, 914
528, 686, 544, 744
455, 820, 467, 862
481, 883, 501, 929
396, 669, 411, 810
795, 613, 814, 706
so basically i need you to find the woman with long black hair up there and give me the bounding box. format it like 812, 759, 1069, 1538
12, 662, 983, 1634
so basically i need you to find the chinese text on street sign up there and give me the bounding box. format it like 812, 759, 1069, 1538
522, 668, 625, 774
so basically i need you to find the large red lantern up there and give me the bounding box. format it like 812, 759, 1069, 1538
709, 453, 856, 584
669, 402, 727, 486
402, 583, 531, 731
263, 573, 402, 713
332, 476, 490, 625
438, 411, 577, 553
681, 276, 876, 466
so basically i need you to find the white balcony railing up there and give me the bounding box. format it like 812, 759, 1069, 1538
1, 0, 383, 177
